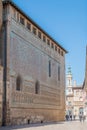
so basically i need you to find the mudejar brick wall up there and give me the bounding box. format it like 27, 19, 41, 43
0, 0, 67, 126
0, 0, 2, 64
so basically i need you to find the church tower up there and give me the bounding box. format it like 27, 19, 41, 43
83, 46, 87, 93
66, 67, 73, 95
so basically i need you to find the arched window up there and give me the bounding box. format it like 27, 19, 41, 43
16, 75, 22, 91
35, 80, 40, 94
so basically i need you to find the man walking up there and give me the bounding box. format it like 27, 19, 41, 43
79, 112, 82, 122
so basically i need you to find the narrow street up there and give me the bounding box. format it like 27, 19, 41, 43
0, 121, 87, 130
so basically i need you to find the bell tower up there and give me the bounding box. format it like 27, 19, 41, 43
66, 67, 73, 95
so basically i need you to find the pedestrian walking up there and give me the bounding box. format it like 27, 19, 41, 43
73, 115, 76, 120
82, 113, 86, 122
65, 114, 69, 121
70, 114, 72, 121
79, 112, 82, 122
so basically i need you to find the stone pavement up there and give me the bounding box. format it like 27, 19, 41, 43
0, 121, 87, 130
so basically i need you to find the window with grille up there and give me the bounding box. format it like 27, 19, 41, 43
58, 48, 60, 54
20, 16, 25, 25
43, 35, 46, 42
13, 9, 16, 19
38, 31, 41, 39
61, 51, 64, 56
47, 39, 50, 46
55, 46, 57, 51
27, 22, 31, 31
17, 12, 19, 22
33, 27, 37, 35
51, 42, 54, 49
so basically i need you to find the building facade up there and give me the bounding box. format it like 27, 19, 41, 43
0, 0, 67, 126
82, 46, 87, 118
66, 67, 86, 118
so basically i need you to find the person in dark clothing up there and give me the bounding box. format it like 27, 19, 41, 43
66, 114, 69, 121
70, 114, 72, 121
73, 115, 76, 120
79, 112, 82, 122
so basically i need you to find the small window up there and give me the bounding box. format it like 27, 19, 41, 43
27, 22, 31, 31
58, 65, 60, 81
13, 9, 16, 19
43, 35, 46, 42
55, 46, 57, 51
58, 48, 60, 54
47, 39, 50, 46
38, 31, 41, 39
35, 80, 40, 94
17, 12, 19, 22
33, 27, 37, 35
51, 42, 54, 49
61, 51, 64, 56
20, 16, 25, 25
69, 89, 71, 92
49, 60, 51, 77
16, 75, 22, 91
68, 101, 71, 106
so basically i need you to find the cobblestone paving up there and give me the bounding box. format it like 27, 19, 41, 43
0, 121, 87, 130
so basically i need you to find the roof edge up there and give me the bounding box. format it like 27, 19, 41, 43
3, 0, 68, 53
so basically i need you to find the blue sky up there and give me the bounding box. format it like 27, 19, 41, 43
13, 0, 87, 85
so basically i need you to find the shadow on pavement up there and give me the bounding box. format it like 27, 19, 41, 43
0, 122, 64, 130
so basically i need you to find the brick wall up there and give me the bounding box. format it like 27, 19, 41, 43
0, 0, 2, 64
2, 3, 66, 125
0, 66, 3, 126
0, 0, 2, 29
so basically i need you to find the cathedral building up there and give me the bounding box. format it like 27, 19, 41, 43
66, 67, 87, 119
0, 0, 67, 126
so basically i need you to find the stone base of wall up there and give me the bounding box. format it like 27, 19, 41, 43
0, 107, 2, 126
10, 108, 65, 125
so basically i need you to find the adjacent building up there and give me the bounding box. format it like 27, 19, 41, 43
66, 67, 86, 118
0, 0, 67, 126
82, 46, 87, 117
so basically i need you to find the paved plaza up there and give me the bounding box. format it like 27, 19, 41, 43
0, 121, 87, 130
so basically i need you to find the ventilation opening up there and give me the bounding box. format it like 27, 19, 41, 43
16, 75, 22, 91
41, 120, 43, 123
35, 80, 40, 94
28, 119, 30, 124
